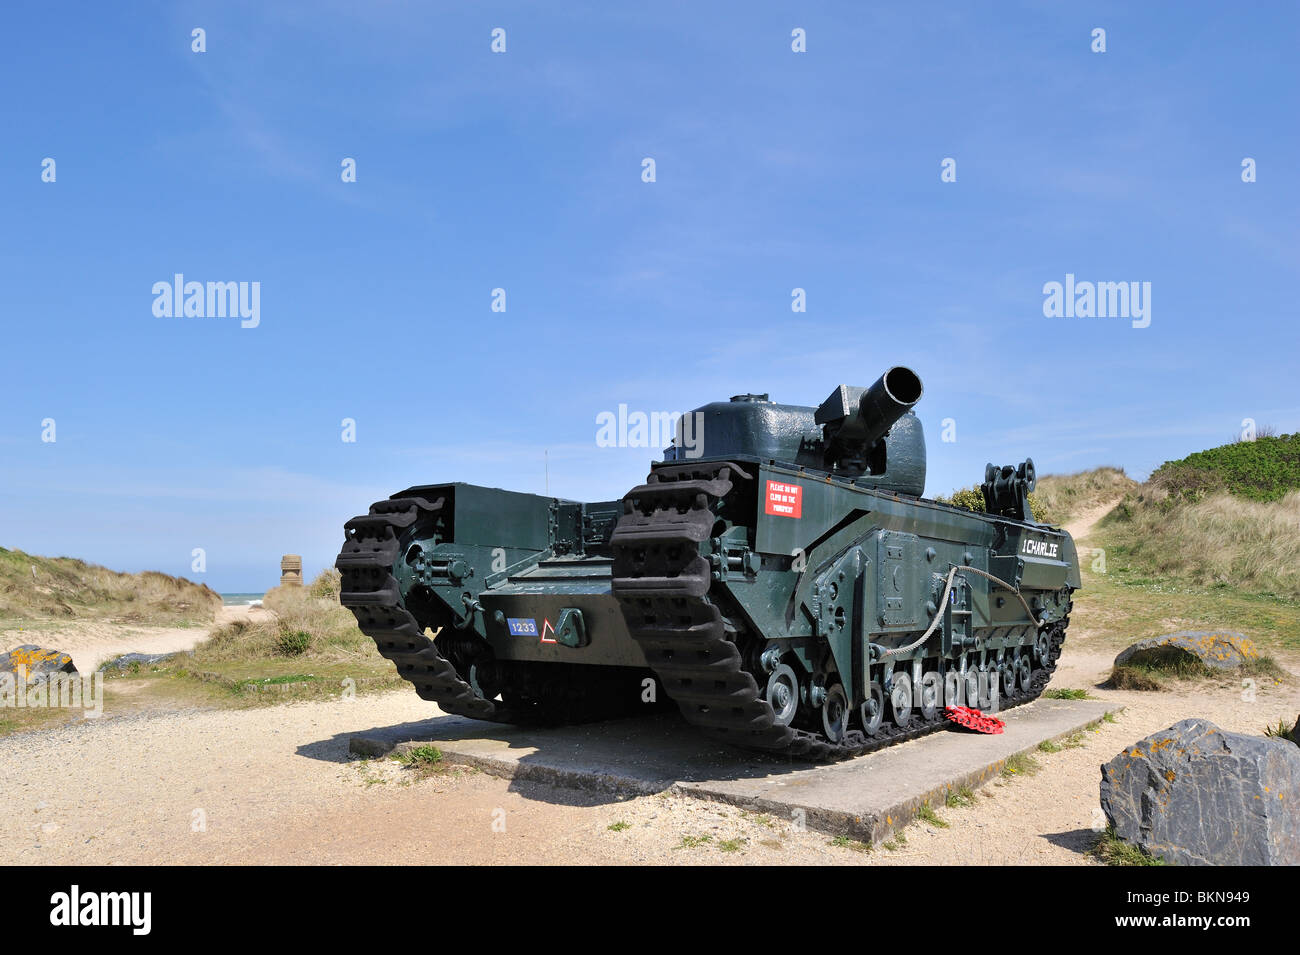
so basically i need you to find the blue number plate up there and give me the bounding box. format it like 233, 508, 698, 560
507, 617, 538, 637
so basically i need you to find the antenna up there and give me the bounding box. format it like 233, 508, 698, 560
545, 449, 549, 496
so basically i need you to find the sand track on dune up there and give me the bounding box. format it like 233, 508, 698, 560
1, 604, 271, 673
1062, 496, 1123, 542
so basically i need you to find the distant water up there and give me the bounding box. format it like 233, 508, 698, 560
220, 592, 266, 607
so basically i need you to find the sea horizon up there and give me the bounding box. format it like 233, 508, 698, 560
219, 592, 266, 606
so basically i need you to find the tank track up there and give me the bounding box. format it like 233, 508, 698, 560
336, 493, 660, 725
610, 461, 1069, 761
336, 493, 510, 722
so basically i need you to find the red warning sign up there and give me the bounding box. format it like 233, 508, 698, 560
764, 479, 802, 518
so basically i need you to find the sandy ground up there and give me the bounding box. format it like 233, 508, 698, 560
1062, 498, 1118, 541
3, 500, 1296, 865
2, 605, 269, 673
2, 640, 1295, 866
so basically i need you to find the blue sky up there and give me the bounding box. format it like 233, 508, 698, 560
2, 1, 1297, 591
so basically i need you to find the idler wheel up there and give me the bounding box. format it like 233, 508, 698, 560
890, 672, 913, 726
860, 681, 885, 736
765, 664, 800, 726
822, 683, 849, 743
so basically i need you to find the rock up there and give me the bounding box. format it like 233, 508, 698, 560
1100, 718, 1300, 865
98, 652, 177, 672
0, 645, 77, 677
1113, 630, 1257, 671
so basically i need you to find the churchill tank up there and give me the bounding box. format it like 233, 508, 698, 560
336, 367, 1079, 760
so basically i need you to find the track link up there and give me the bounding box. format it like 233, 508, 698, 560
610, 461, 1069, 761
336, 494, 511, 722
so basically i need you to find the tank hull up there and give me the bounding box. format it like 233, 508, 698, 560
337, 460, 1077, 758
335, 370, 1080, 759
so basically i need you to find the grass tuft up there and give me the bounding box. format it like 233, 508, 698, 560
675, 834, 712, 850
398, 744, 443, 766
1001, 753, 1040, 778
1263, 716, 1299, 747
274, 629, 311, 657
1043, 687, 1094, 700
1088, 826, 1166, 866
881, 830, 908, 851
828, 834, 872, 852
916, 804, 949, 829
945, 785, 975, 808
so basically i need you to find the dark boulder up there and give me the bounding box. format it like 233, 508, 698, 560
98, 651, 178, 672
1114, 631, 1257, 671
0, 644, 77, 677
1100, 718, 1300, 865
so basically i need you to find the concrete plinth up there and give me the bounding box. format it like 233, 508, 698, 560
350, 698, 1119, 843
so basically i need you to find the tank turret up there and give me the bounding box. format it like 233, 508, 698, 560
815, 366, 924, 479
669, 366, 927, 495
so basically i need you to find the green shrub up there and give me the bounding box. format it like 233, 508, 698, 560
400, 745, 443, 766
275, 629, 312, 656
935, 485, 1051, 524
1148, 433, 1300, 504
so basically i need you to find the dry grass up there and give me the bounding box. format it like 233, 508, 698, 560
1104, 664, 1165, 691
1089, 827, 1166, 866
1033, 467, 1136, 525
1100, 490, 1300, 599
1105, 651, 1286, 692
153, 569, 399, 706
0, 546, 220, 628
193, 570, 378, 667
1071, 564, 1300, 658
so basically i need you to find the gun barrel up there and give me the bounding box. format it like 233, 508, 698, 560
856, 366, 923, 447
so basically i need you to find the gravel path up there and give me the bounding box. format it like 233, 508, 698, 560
3, 641, 1295, 865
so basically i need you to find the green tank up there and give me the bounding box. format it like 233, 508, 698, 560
335, 367, 1079, 760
